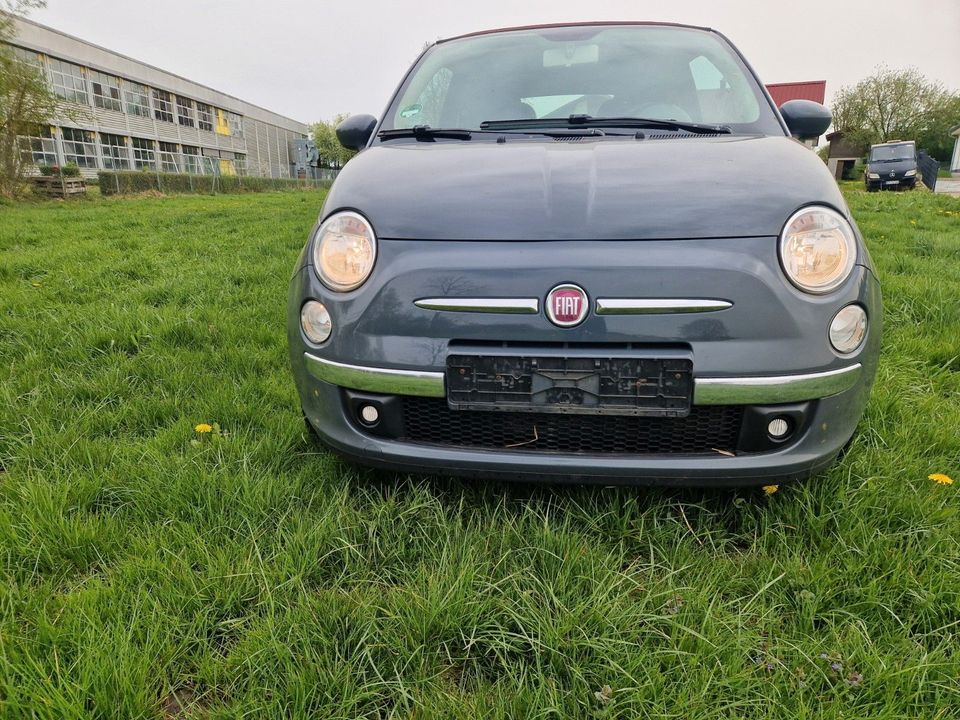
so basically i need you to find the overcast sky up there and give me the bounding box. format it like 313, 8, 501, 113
28, 0, 960, 123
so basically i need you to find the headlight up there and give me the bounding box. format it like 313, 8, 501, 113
904, 169, 917, 177
779, 206, 857, 294
867, 172, 880, 179
313, 211, 376, 291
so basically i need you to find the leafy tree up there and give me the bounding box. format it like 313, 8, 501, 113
832, 66, 960, 161
0, 1, 45, 41
915, 93, 960, 162
310, 113, 358, 169
1, 0, 60, 198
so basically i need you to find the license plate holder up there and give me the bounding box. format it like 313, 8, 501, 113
446, 355, 693, 417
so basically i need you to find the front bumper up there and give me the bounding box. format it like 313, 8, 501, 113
303, 352, 863, 406
296, 371, 868, 486
866, 175, 916, 189
288, 236, 881, 486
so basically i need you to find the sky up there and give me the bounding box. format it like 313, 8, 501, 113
26, 0, 960, 124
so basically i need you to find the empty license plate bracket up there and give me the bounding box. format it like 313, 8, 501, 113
446, 355, 693, 417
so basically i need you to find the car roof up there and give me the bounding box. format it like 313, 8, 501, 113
871, 140, 915, 147
437, 21, 715, 45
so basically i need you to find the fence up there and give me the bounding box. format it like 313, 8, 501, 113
98, 170, 332, 196
917, 152, 939, 191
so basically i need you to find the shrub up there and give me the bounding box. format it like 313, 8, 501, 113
97, 170, 332, 196
38, 164, 81, 177
845, 162, 866, 181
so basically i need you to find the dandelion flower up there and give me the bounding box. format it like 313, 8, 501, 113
928, 473, 953, 485
763, 485, 779, 495
194, 423, 213, 434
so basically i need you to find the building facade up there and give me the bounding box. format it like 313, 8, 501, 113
951, 124, 959, 174
9, 17, 309, 178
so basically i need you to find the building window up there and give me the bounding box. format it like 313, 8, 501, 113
181, 145, 203, 174
99, 133, 129, 169
48, 58, 88, 104
234, 154, 247, 176
124, 81, 151, 117
159, 141, 180, 172
152, 89, 174, 123
132, 137, 156, 170
227, 112, 244, 138
215, 108, 230, 136
22, 126, 58, 166
176, 96, 195, 127
61, 128, 98, 168
89, 70, 123, 112
196, 103, 214, 132
12, 46, 44, 70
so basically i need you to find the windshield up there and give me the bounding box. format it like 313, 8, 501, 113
869, 144, 915, 162
381, 25, 783, 135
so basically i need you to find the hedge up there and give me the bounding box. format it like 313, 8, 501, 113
98, 171, 332, 196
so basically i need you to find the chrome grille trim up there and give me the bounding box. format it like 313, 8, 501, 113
414, 297, 539, 314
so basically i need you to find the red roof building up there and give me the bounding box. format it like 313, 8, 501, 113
765, 81, 827, 106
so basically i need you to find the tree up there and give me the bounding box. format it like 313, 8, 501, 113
310, 113, 357, 169
1, 1, 59, 198
0, 1, 45, 41
832, 66, 960, 161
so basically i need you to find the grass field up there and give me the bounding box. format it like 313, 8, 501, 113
1, 185, 958, 718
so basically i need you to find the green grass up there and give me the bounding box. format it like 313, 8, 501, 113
1, 186, 958, 718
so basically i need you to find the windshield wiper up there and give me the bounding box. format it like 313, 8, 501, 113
480, 114, 731, 135
378, 126, 473, 141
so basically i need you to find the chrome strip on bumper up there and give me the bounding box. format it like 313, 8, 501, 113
596, 298, 733, 314
305, 353, 862, 405
414, 298, 539, 314
693, 364, 863, 405
304, 353, 445, 397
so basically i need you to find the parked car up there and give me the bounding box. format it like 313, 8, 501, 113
865, 140, 918, 191
288, 22, 881, 486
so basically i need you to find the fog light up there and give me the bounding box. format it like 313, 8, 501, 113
767, 417, 790, 438
300, 301, 332, 344
359, 404, 379, 425
829, 304, 867, 354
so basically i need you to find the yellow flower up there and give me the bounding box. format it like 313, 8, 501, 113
763, 485, 779, 495
928, 473, 953, 486
194, 423, 213, 434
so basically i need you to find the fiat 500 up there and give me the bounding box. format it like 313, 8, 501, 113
288, 22, 881, 486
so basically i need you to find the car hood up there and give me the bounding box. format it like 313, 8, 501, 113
323, 135, 847, 241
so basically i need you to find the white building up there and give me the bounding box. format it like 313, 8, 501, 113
950, 124, 959, 175
8, 16, 309, 178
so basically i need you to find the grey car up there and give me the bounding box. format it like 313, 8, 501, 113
288, 22, 881, 486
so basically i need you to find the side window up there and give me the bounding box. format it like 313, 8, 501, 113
395, 67, 452, 128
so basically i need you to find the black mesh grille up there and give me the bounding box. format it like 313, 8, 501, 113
398, 398, 743, 455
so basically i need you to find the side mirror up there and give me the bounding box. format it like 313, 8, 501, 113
336, 114, 378, 151
779, 100, 831, 140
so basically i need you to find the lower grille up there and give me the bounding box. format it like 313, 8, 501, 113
398, 398, 743, 455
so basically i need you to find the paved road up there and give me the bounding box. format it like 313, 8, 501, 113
935, 179, 960, 197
